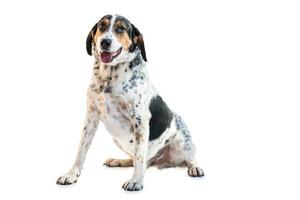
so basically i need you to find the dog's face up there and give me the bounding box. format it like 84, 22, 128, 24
86, 15, 147, 65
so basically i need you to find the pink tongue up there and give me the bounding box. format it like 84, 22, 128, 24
100, 52, 113, 63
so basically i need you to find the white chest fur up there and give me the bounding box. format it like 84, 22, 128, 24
101, 94, 136, 156
90, 58, 152, 156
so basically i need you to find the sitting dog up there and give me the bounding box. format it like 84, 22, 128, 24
56, 14, 204, 191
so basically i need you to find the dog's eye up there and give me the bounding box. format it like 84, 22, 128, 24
99, 24, 106, 31
115, 27, 125, 33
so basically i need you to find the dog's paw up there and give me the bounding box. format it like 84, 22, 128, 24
188, 167, 204, 177
103, 158, 133, 167
56, 173, 79, 185
103, 158, 122, 167
122, 179, 143, 191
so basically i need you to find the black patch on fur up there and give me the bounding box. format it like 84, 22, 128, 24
104, 85, 112, 93
114, 64, 120, 71
122, 84, 129, 93
129, 55, 141, 69
86, 23, 98, 55
115, 16, 132, 32
128, 43, 135, 53
149, 95, 173, 141
101, 14, 112, 22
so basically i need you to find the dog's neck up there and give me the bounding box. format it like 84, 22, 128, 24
90, 54, 146, 95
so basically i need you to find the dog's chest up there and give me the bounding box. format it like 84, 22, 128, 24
101, 95, 136, 155
91, 61, 156, 156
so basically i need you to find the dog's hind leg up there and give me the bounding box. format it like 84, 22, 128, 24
166, 131, 205, 177
103, 158, 133, 167
171, 114, 205, 177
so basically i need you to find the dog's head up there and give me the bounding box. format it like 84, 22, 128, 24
86, 14, 146, 65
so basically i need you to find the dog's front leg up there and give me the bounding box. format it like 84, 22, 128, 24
122, 113, 150, 191
57, 105, 100, 185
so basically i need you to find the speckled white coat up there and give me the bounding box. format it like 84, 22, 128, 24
57, 14, 204, 191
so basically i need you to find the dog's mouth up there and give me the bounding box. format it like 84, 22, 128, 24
100, 47, 122, 63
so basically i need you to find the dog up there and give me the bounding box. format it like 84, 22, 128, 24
56, 14, 204, 191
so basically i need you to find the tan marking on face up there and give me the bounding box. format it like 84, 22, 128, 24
113, 20, 132, 50
93, 18, 111, 43
93, 29, 101, 43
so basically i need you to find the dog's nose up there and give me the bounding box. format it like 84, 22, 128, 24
101, 39, 112, 50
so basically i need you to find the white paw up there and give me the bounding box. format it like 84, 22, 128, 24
56, 172, 80, 185
122, 179, 143, 191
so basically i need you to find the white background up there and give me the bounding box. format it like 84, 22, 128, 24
0, 0, 299, 199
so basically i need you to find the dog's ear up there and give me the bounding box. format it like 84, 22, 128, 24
130, 24, 147, 62
86, 23, 98, 56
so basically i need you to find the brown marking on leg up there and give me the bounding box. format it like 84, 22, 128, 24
87, 91, 106, 118
88, 104, 97, 113
135, 132, 143, 144
130, 125, 134, 133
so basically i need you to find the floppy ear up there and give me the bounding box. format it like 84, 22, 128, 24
130, 24, 147, 62
86, 23, 98, 56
